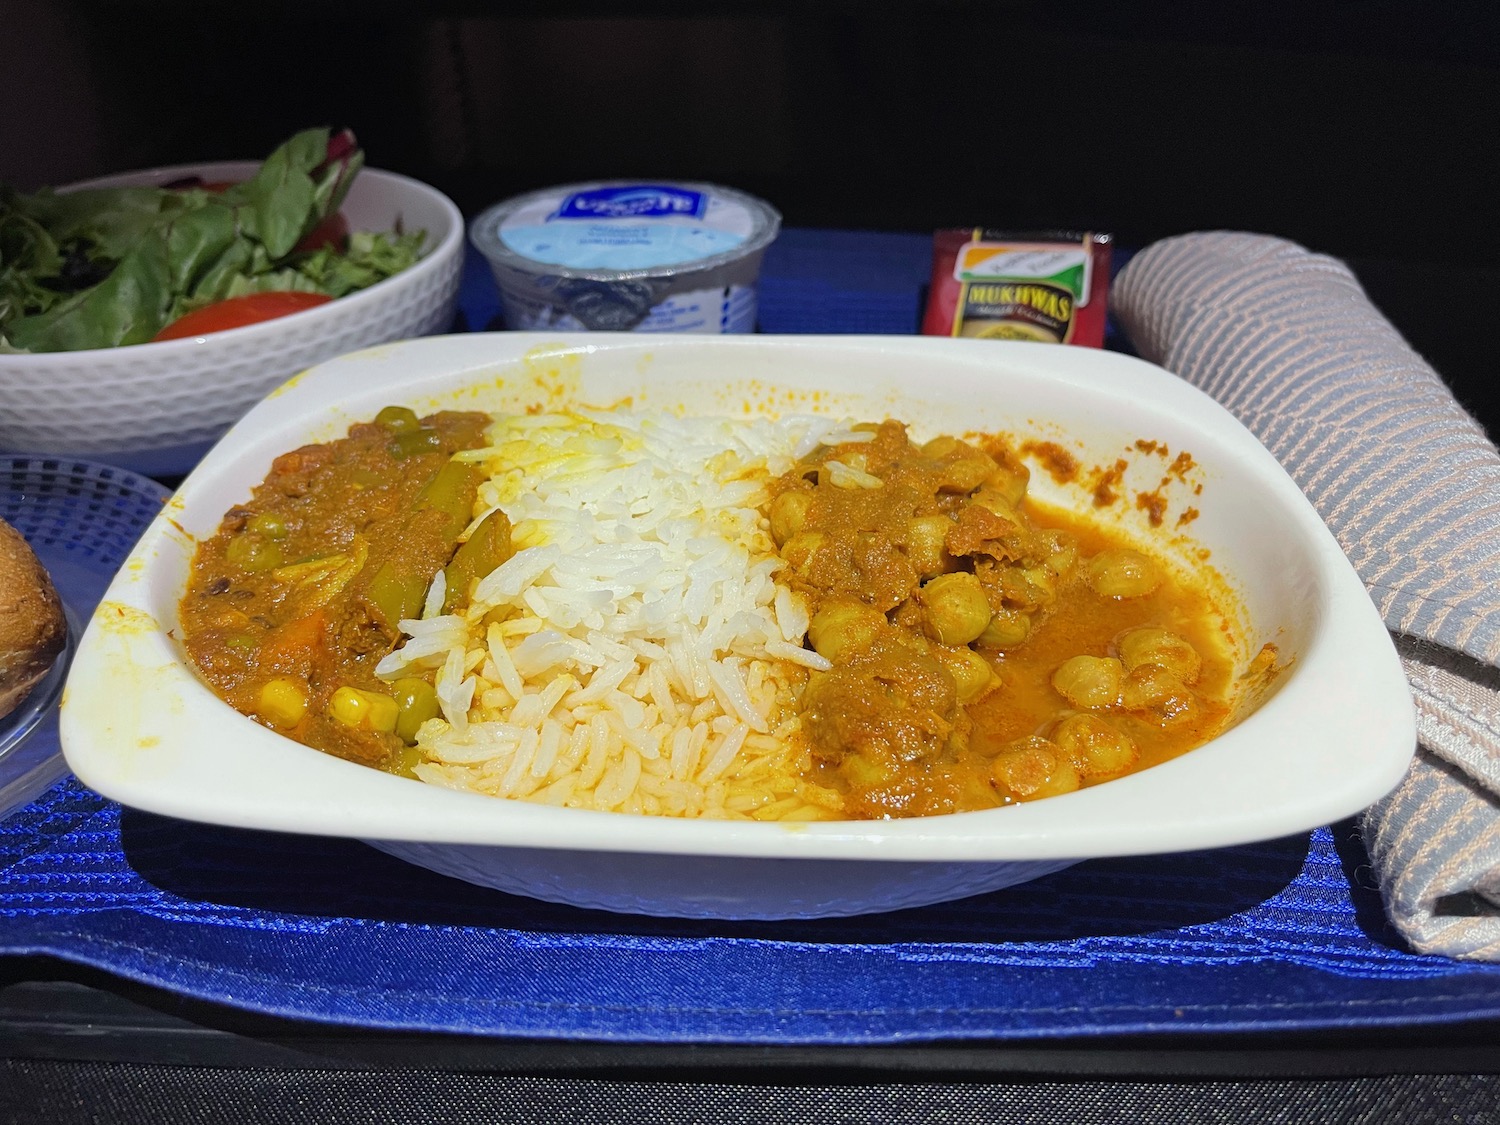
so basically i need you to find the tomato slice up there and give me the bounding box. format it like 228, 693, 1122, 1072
152, 292, 334, 341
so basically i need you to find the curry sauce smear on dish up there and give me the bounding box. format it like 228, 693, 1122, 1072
180, 408, 1246, 820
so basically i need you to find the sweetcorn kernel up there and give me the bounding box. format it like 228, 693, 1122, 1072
258, 678, 308, 730
329, 685, 399, 733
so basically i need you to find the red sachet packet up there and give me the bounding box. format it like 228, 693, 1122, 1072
922, 229, 1112, 346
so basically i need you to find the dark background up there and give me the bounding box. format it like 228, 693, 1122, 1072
4, 0, 1497, 426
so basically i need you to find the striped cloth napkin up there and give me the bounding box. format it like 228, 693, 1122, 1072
1114, 232, 1500, 961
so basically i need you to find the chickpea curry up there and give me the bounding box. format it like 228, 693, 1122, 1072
769, 421, 1236, 819
180, 408, 1244, 820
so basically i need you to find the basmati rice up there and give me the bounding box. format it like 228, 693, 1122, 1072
374, 409, 855, 819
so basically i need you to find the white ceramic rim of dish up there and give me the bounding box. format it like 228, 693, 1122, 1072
3, 161, 462, 364
59, 333, 1416, 862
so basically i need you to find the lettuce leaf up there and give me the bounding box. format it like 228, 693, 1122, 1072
287, 229, 427, 297
22, 185, 187, 261
0, 192, 64, 325
0, 127, 412, 353
6, 202, 238, 351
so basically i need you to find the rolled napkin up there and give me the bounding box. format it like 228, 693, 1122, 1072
1114, 232, 1500, 961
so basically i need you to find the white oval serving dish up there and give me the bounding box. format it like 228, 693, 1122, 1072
58, 333, 1415, 918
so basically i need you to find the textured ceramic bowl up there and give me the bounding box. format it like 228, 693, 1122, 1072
59, 333, 1416, 919
0, 161, 463, 477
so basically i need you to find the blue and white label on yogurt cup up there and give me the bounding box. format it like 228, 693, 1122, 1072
497, 181, 758, 272
552, 184, 708, 221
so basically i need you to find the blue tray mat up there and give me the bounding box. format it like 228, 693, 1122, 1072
7, 229, 1496, 1044
7, 788, 1500, 1043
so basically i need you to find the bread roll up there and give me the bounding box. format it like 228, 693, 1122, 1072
0, 517, 67, 719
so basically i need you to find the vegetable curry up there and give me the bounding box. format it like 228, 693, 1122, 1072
180, 408, 501, 768
180, 409, 1242, 819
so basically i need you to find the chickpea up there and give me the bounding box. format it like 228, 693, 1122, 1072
1051, 655, 1124, 709
1085, 549, 1161, 598
919, 572, 993, 646
768, 489, 813, 547
991, 737, 1081, 801
807, 599, 886, 662
1020, 565, 1057, 603
1115, 627, 1202, 685
780, 530, 825, 571
971, 488, 1019, 519
934, 645, 995, 703
1121, 663, 1197, 724
983, 461, 1030, 508
938, 454, 999, 494
956, 771, 1005, 811
978, 607, 1031, 649
999, 564, 1053, 611
841, 752, 895, 789
1051, 713, 1139, 778
1039, 530, 1078, 579
900, 514, 955, 578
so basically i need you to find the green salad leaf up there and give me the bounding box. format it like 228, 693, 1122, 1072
0, 128, 422, 353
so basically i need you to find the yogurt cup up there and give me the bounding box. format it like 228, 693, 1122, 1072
469, 181, 781, 333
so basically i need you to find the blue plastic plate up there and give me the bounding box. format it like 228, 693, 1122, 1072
0, 457, 169, 819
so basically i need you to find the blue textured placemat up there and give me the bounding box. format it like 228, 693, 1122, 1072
7, 787, 1500, 1042
6, 230, 1498, 1043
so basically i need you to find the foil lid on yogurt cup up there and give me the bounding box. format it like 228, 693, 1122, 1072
470, 181, 781, 332
473, 181, 780, 276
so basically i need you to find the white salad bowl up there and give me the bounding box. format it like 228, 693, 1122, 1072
59, 333, 1415, 919
0, 161, 463, 477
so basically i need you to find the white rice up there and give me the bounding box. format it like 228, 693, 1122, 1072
374, 408, 857, 820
